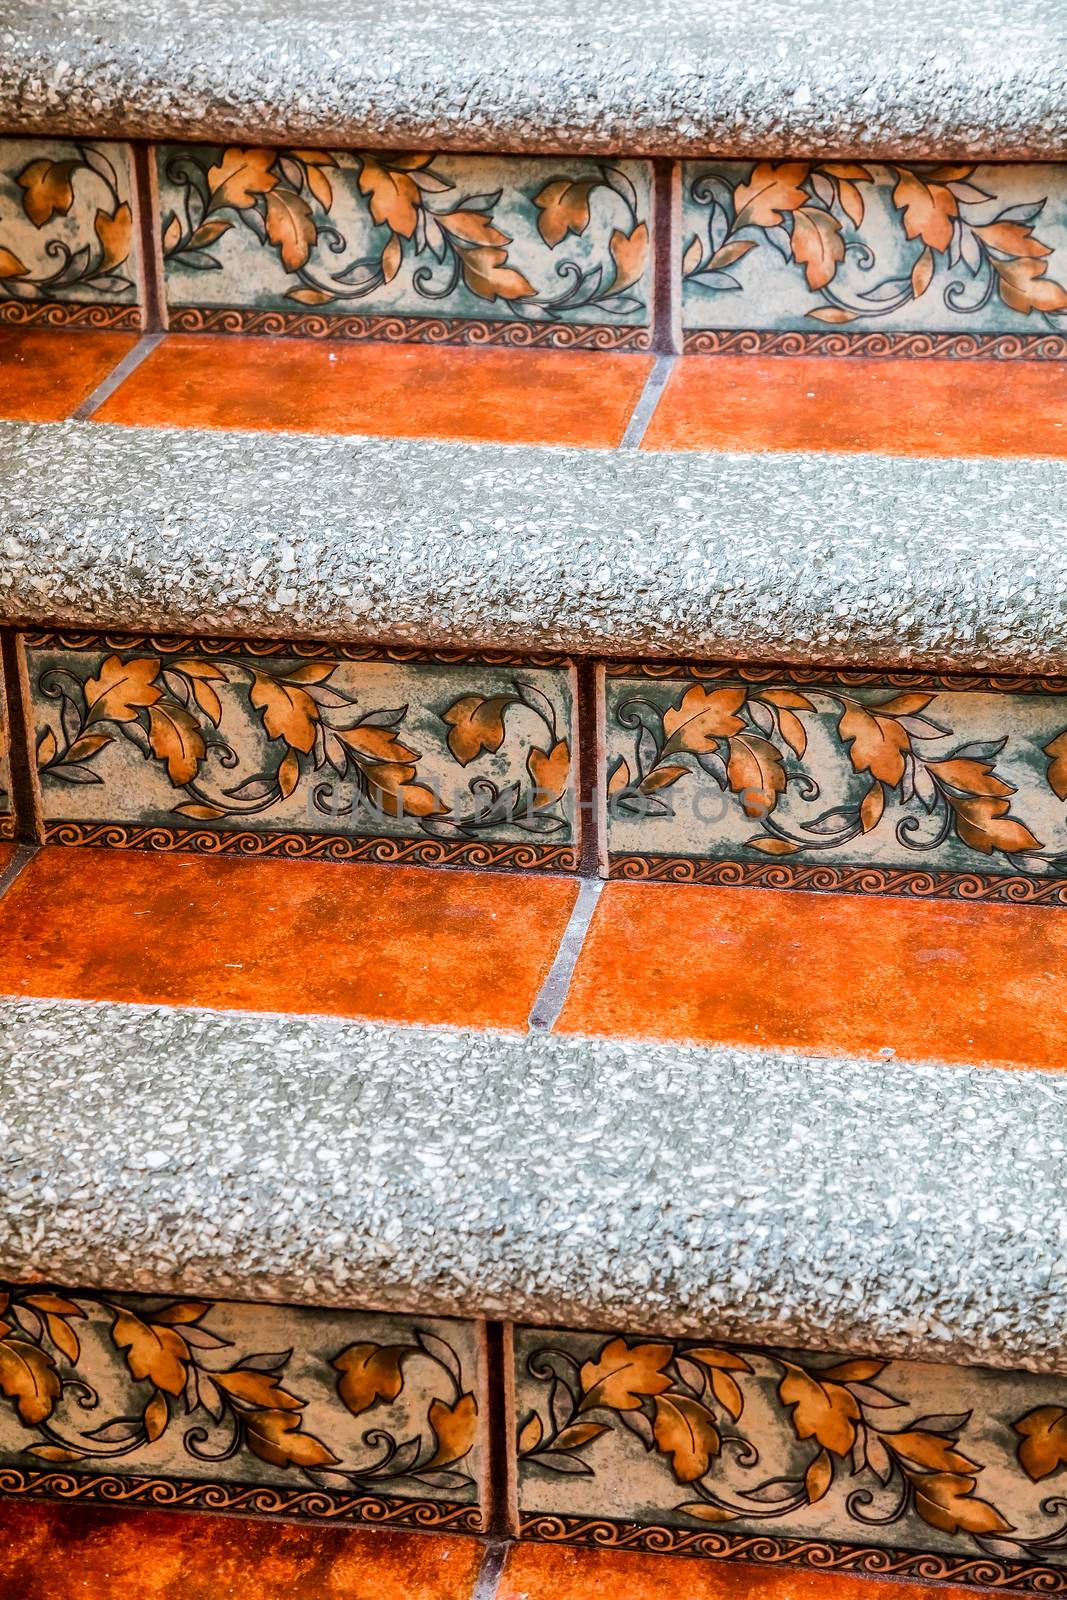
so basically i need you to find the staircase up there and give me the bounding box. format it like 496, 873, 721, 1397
0, 2, 1065, 1595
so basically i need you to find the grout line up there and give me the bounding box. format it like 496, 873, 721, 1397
620, 352, 675, 449
472, 1540, 510, 1600
528, 876, 604, 1031
651, 155, 680, 354
0, 843, 37, 904
71, 331, 164, 421
0, 629, 42, 843
575, 657, 600, 878
132, 141, 166, 331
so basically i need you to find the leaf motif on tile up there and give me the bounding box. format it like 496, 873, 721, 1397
0, 142, 135, 304
684, 161, 1067, 330
611, 680, 1053, 872
435, 680, 572, 839
161, 147, 648, 324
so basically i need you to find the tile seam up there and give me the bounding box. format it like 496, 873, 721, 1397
527, 876, 604, 1031
472, 1539, 510, 1600
0, 843, 36, 904
0, 630, 40, 843
619, 351, 675, 448
71, 330, 165, 421
131, 141, 165, 331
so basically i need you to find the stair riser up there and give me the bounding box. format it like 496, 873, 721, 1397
1, 138, 1065, 358
6, 628, 1067, 905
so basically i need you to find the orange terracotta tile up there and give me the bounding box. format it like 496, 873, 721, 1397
0, 1499, 483, 1600
95, 334, 653, 446
0, 327, 139, 421
500, 1543, 987, 1600
642, 354, 1067, 458
558, 880, 1067, 1069
0, 846, 576, 1029
0, 844, 14, 876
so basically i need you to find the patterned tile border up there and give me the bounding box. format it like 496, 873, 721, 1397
20, 632, 579, 871
601, 661, 1067, 903
155, 146, 653, 348
0, 138, 144, 331
0, 1282, 486, 1530
680, 160, 1067, 357
513, 1323, 1067, 1588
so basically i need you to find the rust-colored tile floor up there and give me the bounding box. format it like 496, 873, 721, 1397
558, 879, 1067, 1070
94, 334, 653, 448
0, 847, 577, 1031
0, 1502, 1005, 1600
0, 327, 138, 421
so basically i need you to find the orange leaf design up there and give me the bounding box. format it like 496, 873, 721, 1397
993, 255, 1067, 315
459, 246, 536, 303
338, 725, 419, 765
973, 220, 1051, 259
0, 1339, 60, 1425
518, 1412, 543, 1453
579, 1338, 673, 1413
653, 1393, 721, 1483
1015, 1406, 1067, 1481
333, 1343, 408, 1417
911, 245, 934, 299
859, 779, 884, 834
891, 170, 958, 252
144, 1390, 169, 1442
442, 694, 512, 765
109, 1308, 191, 1398
1044, 730, 1067, 800
838, 703, 911, 786
528, 739, 570, 808
790, 207, 844, 290
245, 1408, 340, 1470
639, 765, 689, 794
17, 157, 78, 226
886, 1429, 979, 1475
779, 1362, 860, 1457
264, 187, 316, 272
925, 757, 1012, 798
677, 1502, 737, 1522
214, 1369, 303, 1411
172, 660, 226, 727
148, 701, 205, 786
533, 178, 596, 247
250, 672, 321, 754
733, 162, 809, 228
727, 733, 787, 818
662, 685, 746, 754
608, 221, 649, 295
806, 1447, 834, 1504
358, 156, 425, 238
911, 1472, 1013, 1537
428, 1392, 478, 1467
747, 836, 800, 855
94, 203, 132, 271
438, 210, 509, 248
369, 764, 448, 819
949, 794, 1041, 856
85, 655, 162, 724
207, 147, 278, 211
0, 248, 28, 280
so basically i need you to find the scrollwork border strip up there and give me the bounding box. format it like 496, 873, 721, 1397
604, 659, 1067, 697
517, 1512, 1067, 1591
608, 853, 1067, 904
682, 329, 1067, 361
0, 1466, 483, 1532
23, 630, 571, 671
167, 306, 651, 351
0, 301, 143, 332
44, 820, 578, 872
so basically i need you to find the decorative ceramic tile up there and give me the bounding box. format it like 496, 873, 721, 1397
602, 662, 1067, 902
681, 160, 1067, 356
514, 1323, 1067, 1584
24, 633, 578, 870
0, 1282, 486, 1528
0, 139, 142, 330
156, 146, 652, 347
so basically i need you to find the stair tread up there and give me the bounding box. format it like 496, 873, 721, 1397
0, 985, 1063, 1373
1, 0, 1063, 159
2, 416, 1065, 676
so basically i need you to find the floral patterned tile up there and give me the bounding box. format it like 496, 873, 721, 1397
514, 1323, 1067, 1581
602, 662, 1067, 902
24, 633, 578, 870
0, 139, 143, 330
680, 160, 1067, 356
0, 1282, 486, 1529
156, 146, 652, 347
